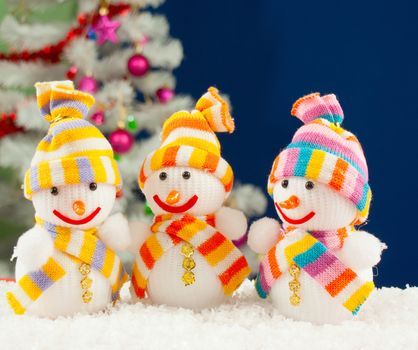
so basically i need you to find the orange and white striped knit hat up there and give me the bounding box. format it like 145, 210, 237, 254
24, 81, 121, 199
139, 87, 235, 193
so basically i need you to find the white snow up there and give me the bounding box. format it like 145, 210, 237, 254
0, 280, 417, 350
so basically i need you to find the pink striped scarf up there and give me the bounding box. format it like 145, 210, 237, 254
256, 225, 375, 315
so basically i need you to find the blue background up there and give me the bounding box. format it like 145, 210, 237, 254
161, 0, 417, 288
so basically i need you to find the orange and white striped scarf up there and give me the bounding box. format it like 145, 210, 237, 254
131, 214, 250, 298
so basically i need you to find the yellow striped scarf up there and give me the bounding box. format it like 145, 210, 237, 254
131, 214, 250, 298
6, 217, 128, 315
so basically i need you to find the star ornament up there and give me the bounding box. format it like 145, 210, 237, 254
94, 15, 121, 45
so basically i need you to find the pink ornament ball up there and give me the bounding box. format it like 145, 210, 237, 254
90, 111, 105, 126
78, 76, 98, 93
127, 54, 150, 77
156, 87, 175, 104
109, 129, 134, 154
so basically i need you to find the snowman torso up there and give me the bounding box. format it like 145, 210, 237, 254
139, 166, 237, 309
268, 243, 373, 324
147, 243, 226, 309
15, 226, 112, 318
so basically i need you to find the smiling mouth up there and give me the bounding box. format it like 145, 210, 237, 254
275, 203, 315, 225
153, 195, 198, 213
53, 207, 101, 225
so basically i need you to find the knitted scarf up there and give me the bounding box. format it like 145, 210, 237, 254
6, 217, 128, 315
131, 214, 250, 298
255, 226, 374, 315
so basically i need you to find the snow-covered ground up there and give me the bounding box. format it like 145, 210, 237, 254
0, 280, 417, 350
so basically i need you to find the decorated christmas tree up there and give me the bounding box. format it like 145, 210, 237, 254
0, 0, 267, 270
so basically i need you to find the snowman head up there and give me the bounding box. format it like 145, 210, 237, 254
268, 93, 372, 228
32, 183, 116, 229
139, 87, 236, 217
24, 81, 122, 228
272, 177, 357, 230
143, 167, 226, 216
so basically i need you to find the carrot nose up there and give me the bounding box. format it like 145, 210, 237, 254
166, 190, 180, 205
72, 200, 86, 216
278, 195, 300, 209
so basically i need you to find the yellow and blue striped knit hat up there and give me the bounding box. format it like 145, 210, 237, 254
24, 81, 121, 199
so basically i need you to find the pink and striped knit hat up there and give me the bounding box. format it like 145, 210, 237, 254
268, 93, 371, 224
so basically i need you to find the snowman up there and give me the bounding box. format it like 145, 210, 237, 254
6, 81, 130, 318
248, 93, 385, 324
130, 87, 250, 309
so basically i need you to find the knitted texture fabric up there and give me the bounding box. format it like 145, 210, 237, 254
268, 93, 371, 224
139, 87, 235, 193
255, 226, 374, 315
24, 81, 121, 199
6, 216, 128, 315
131, 214, 250, 298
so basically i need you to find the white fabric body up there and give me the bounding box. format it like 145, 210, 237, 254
147, 245, 226, 309
135, 167, 247, 309
15, 226, 112, 318
269, 239, 373, 324
13, 183, 130, 318
261, 177, 381, 324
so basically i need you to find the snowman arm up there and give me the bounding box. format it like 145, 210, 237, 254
214, 206, 248, 241
336, 230, 386, 270
97, 213, 131, 252
248, 217, 282, 254
13, 227, 54, 270
127, 220, 152, 254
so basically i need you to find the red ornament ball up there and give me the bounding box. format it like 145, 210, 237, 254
78, 76, 98, 93
109, 129, 134, 154
127, 54, 150, 77
90, 111, 105, 126
66, 65, 78, 80
156, 87, 175, 104
0, 113, 24, 139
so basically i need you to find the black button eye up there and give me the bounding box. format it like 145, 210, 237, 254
89, 182, 97, 191
305, 181, 314, 190
281, 179, 289, 188
51, 187, 59, 195
159, 172, 167, 181
182, 171, 191, 180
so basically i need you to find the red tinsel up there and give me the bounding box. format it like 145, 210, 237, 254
0, 278, 16, 282
0, 113, 24, 139
0, 3, 131, 63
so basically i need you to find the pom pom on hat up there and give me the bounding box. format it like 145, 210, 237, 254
35, 80, 95, 123
291, 92, 344, 125
139, 87, 235, 193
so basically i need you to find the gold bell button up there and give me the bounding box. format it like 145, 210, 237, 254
182, 271, 195, 286
80, 277, 93, 289
288, 280, 300, 292
181, 243, 194, 257
79, 263, 91, 275
82, 290, 93, 303
182, 257, 196, 270
290, 294, 301, 306
289, 264, 300, 277
289, 263, 301, 306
